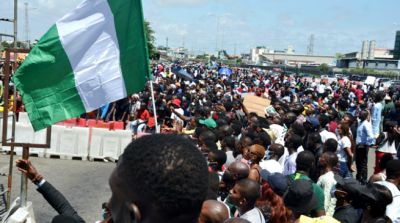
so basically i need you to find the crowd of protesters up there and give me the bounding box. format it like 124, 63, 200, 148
15, 62, 400, 223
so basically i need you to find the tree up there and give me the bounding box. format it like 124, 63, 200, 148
317, 63, 330, 74
144, 20, 157, 59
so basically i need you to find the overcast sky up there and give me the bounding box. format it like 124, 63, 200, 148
1, 0, 400, 55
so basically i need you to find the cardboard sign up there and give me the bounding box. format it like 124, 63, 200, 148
242, 95, 271, 117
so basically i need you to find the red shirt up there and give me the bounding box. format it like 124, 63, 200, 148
138, 109, 150, 121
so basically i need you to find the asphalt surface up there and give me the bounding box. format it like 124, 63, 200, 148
0, 155, 115, 223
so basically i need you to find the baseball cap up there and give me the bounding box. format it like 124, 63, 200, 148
199, 118, 217, 129
261, 171, 289, 197
306, 116, 320, 128
284, 179, 318, 214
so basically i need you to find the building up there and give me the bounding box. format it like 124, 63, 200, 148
338, 32, 400, 70
250, 46, 335, 66
394, 31, 400, 60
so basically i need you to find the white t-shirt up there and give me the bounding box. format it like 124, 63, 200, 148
283, 152, 298, 176
320, 130, 338, 143
170, 108, 184, 125
317, 84, 326, 94
240, 207, 266, 223
317, 171, 337, 216
278, 147, 289, 167
337, 136, 351, 162
375, 181, 400, 223
260, 159, 283, 174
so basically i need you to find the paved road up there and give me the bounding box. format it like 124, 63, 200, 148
0, 155, 115, 223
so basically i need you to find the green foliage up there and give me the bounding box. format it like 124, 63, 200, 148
317, 63, 330, 74
144, 20, 157, 60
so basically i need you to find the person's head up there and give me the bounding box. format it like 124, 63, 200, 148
359, 110, 369, 122
343, 113, 354, 125
383, 120, 398, 133
305, 132, 322, 151
386, 160, 400, 186
229, 179, 261, 210
284, 134, 302, 151
109, 134, 209, 223
338, 122, 350, 137
197, 200, 229, 223
296, 151, 315, 174
283, 179, 318, 217
199, 131, 217, 145
323, 138, 338, 153
257, 180, 293, 223
319, 152, 338, 169
318, 114, 330, 129
248, 144, 265, 164
208, 150, 227, 172
364, 183, 393, 219
239, 136, 253, 160
225, 161, 250, 184
268, 144, 284, 161
291, 103, 304, 116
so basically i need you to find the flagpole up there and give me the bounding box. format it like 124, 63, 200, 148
149, 78, 159, 133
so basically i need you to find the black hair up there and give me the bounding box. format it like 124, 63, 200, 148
290, 123, 306, 137
236, 179, 260, 207
270, 143, 284, 159
368, 183, 393, 218
200, 130, 217, 143
296, 150, 315, 172
203, 140, 218, 152
209, 150, 227, 170
287, 134, 303, 150
291, 104, 304, 116
223, 136, 236, 149
283, 112, 297, 128
323, 138, 338, 153
319, 114, 330, 128
359, 110, 369, 121
207, 172, 220, 200
118, 134, 208, 222
323, 152, 338, 167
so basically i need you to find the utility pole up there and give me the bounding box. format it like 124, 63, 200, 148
14, 0, 18, 49
166, 37, 168, 49
307, 34, 314, 55
25, 2, 30, 48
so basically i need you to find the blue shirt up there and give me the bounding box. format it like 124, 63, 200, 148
356, 120, 375, 146
371, 102, 383, 136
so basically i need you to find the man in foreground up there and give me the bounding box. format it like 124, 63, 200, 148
17, 134, 209, 223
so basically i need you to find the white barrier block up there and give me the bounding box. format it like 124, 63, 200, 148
56, 127, 89, 159
72, 127, 89, 157
102, 132, 120, 160
118, 130, 132, 155
46, 125, 64, 156
17, 112, 30, 125
15, 123, 34, 143
89, 128, 109, 160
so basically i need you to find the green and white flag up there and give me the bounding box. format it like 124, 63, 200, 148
13, 0, 150, 131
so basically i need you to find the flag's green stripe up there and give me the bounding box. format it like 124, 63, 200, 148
107, 0, 150, 94
13, 25, 86, 131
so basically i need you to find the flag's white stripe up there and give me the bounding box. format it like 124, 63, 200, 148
56, 0, 126, 112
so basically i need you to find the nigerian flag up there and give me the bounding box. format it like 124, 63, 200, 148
13, 0, 150, 131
